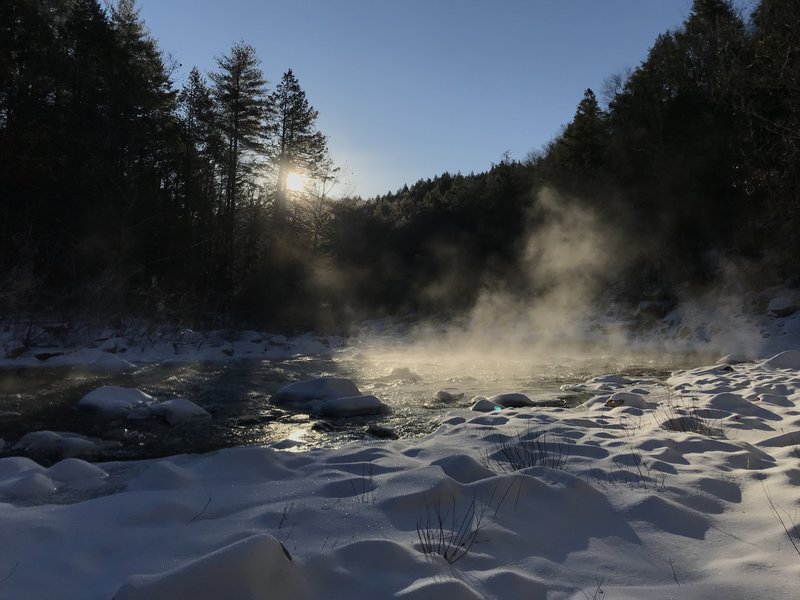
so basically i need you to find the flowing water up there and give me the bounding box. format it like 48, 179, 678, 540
0, 342, 708, 464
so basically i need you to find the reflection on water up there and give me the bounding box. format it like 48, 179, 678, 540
0, 344, 709, 463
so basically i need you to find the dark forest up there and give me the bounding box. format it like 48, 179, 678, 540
2, 0, 798, 331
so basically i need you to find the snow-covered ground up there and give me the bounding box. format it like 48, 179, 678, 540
2, 292, 800, 598
2, 349, 800, 598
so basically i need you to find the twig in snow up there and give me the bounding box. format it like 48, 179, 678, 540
669, 556, 681, 586
576, 575, 605, 599
0, 561, 19, 585
763, 482, 800, 557
188, 495, 212, 523
348, 463, 376, 504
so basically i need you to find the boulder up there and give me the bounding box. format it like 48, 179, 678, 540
435, 390, 464, 403
470, 398, 500, 413
488, 393, 534, 408
318, 395, 390, 418
269, 377, 361, 407
76, 386, 154, 416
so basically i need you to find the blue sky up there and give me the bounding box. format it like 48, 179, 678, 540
139, 1, 695, 198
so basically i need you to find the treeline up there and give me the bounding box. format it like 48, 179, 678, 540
1, 0, 334, 327
2, 0, 799, 329
331, 0, 800, 315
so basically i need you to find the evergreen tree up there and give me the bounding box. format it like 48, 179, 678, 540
106, 0, 178, 287
209, 42, 269, 281
175, 67, 220, 286
546, 88, 609, 180
266, 69, 330, 225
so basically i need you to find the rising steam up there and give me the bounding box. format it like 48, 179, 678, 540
348, 185, 781, 387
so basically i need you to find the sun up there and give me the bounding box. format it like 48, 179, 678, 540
285, 171, 307, 193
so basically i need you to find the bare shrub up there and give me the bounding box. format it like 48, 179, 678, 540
481, 429, 573, 474
416, 496, 486, 564
655, 393, 723, 437
348, 463, 376, 505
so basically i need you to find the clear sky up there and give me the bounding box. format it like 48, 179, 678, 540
139, 0, 695, 199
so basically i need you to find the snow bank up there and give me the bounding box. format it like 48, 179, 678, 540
0, 326, 343, 369
116, 534, 305, 600
761, 349, 800, 370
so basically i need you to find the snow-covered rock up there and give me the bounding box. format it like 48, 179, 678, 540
45, 458, 108, 483
761, 350, 800, 370
604, 391, 653, 409
435, 390, 464, 403
0, 471, 57, 499
12, 430, 98, 458
270, 377, 361, 407
470, 397, 500, 412
367, 423, 398, 439
268, 377, 388, 416
488, 393, 534, 408
318, 395, 390, 418
149, 399, 211, 426
76, 386, 155, 415
767, 289, 800, 318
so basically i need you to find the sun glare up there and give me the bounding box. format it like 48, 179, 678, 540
285, 171, 307, 192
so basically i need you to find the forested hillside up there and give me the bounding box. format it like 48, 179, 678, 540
2, 0, 798, 330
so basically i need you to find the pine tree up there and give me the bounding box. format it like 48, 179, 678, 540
266, 69, 330, 225
209, 42, 269, 280
175, 67, 220, 283
551, 88, 609, 177
744, 0, 800, 267
98, 0, 178, 299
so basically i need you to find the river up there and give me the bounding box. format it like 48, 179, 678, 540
0, 341, 706, 464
